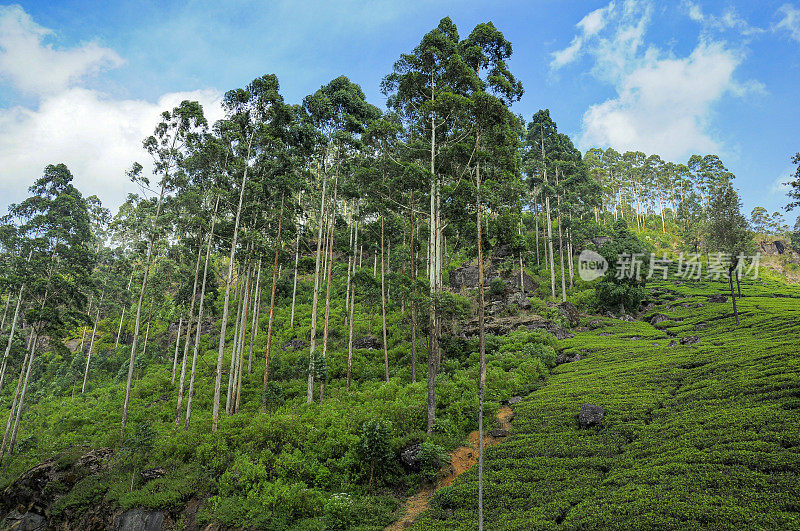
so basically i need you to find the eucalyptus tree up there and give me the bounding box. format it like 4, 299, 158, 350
383, 17, 476, 432
1, 164, 95, 459
460, 20, 524, 528
524, 110, 559, 298
302, 76, 380, 402
211, 74, 289, 430
784, 152, 800, 213
121, 100, 207, 431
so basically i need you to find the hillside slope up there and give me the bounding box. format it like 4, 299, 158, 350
416, 276, 800, 529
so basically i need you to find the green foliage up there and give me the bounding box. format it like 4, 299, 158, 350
489, 277, 506, 297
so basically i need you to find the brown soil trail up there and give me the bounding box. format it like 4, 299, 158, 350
386, 405, 514, 530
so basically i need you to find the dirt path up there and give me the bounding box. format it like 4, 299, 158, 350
386, 405, 514, 530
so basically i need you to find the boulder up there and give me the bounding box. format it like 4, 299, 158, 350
591, 236, 612, 248
400, 443, 423, 471
507, 396, 523, 406
506, 270, 537, 293
1, 510, 46, 530
283, 339, 307, 351
680, 336, 701, 346
488, 429, 509, 437
707, 294, 728, 303
492, 244, 514, 258
649, 313, 670, 325
505, 291, 531, 311
353, 336, 382, 350
760, 240, 786, 255
668, 340, 678, 347
556, 351, 582, 365
557, 301, 580, 327
115, 508, 164, 531
578, 404, 605, 428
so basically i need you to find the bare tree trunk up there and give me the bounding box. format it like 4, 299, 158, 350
290, 224, 300, 328
344, 202, 354, 327
262, 195, 285, 401
0, 284, 24, 394
226, 268, 247, 415
346, 215, 359, 392
381, 214, 389, 383
115, 270, 134, 350
234, 264, 252, 413
1, 333, 36, 459
175, 240, 204, 426
185, 195, 218, 430
307, 168, 329, 403
81, 300, 103, 394
556, 171, 567, 302
212, 135, 253, 432
476, 157, 486, 531
320, 186, 337, 402
247, 258, 262, 374
729, 270, 740, 326
171, 316, 183, 384
409, 193, 417, 383
122, 175, 168, 431
6, 332, 38, 457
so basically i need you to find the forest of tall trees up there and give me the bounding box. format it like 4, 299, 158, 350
1, 15, 799, 531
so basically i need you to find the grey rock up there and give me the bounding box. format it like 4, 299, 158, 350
506, 291, 531, 311
283, 339, 307, 351
488, 429, 509, 437
507, 396, 523, 406
556, 351, 582, 365
140, 467, 166, 482
2, 510, 46, 531
668, 340, 678, 347
680, 336, 701, 345
400, 443, 423, 471
557, 301, 580, 327
707, 294, 728, 303
115, 508, 164, 531
649, 313, 670, 325
353, 336, 382, 350
578, 404, 605, 428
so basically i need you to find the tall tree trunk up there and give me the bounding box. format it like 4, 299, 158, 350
115, 270, 134, 350
247, 258, 262, 375
320, 184, 337, 402
234, 265, 252, 414
541, 131, 556, 298
212, 134, 253, 432
0, 284, 24, 394
185, 195, 218, 430
171, 316, 183, 384
476, 157, 487, 531
307, 167, 329, 403
427, 108, 439, 435
381, 214, 389, 383
262, 195, 285, 401
1, 333, 36, 459
226, 267, 247, 415
81, 293, 103, 394
346, 216, 359, 392
290, 223, 300, 328
409, 192, 417, 383
175, 240, 203, 426
556, 170, 567, 302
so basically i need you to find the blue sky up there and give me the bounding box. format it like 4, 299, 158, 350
1, 0, 799, 221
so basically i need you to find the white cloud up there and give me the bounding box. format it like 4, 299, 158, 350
0, 6, 223, 212
776, 3, 800, 41
0, 5, 124, 95
553, 0, 763, 160
683, 2, 765, 36
550, 2, 615, 68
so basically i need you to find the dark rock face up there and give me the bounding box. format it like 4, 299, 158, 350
760, 240, 786, 255
284, 338, 307, 351
450, 264, 498, 291
590, 236, 612, 248
507, 396, 523, 406
115, 508, 164, 531
353, 336, 382, 350
649, 313, 670, 325
461, 314, 573, 340
680, 336, 701, 345
668, 340, 678, 347
707, 294, 728, 303
492, 244, 514, 259
578, 404, 605, 428
556, 351, 582, 365
488, 429, 509, 437
1, 447, 113, 530
557, 301, 580, 327
400, 443, 423, 471
506, 270, 537, 294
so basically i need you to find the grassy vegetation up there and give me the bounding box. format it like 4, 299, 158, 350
416, 275, 800, 529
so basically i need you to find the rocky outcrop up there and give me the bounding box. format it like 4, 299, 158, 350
649, 313, 670, 325
283, 338, 307, 351
680, 336, 701, 346
1, 447, 113, 530
353, 336, 382, 350
450, 264, 498, 291
115, 508, 164, 531
505, 291, 531, 311
461, 314, 573, 340
557, 301, 580, 327
400, 443, 423, 471
556, 351, 582, 365
707, 294, 728, 303
578, 404, 604, 428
